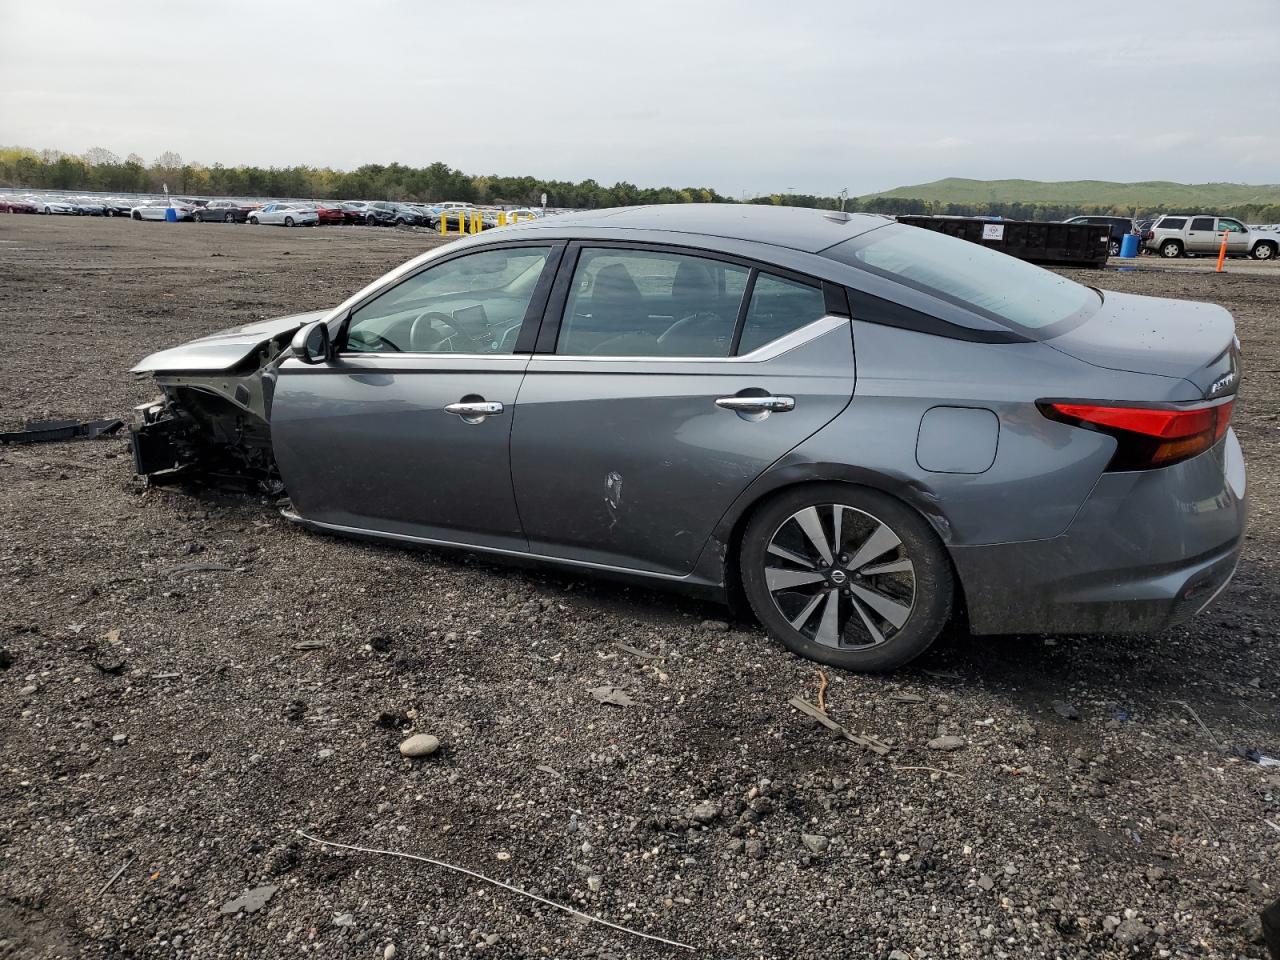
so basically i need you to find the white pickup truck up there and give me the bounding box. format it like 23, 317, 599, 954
1144, 214, 1279, 260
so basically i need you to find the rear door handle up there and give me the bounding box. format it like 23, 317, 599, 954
445, 400, 504, 423
715, 395, 795, 413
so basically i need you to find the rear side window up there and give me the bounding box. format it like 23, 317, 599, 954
826, 224, 1099, 336
737, 274, 827, 355
1190, 217, 1215, 231
557, 248, 749, 357
1160, 217, 1187, 229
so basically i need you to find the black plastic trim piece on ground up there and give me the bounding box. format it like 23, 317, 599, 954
0, 418, 123, 445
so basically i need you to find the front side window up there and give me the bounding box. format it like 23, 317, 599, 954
737, 274, 827, 355
1218, 218, 1246, 233
826, 224, 1099, 336
557, 248, 749, 356
345, 246, 552, 354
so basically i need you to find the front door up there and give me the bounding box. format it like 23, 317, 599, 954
272, 243, 561, 551
511, 245, 856, 577
1186, 216, 1218, 253
1217, 218, 1249, 256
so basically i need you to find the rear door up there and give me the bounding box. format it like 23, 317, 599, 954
1186, 216, 1218, 253
272, 243, 562, 551
510, 243, 856, 577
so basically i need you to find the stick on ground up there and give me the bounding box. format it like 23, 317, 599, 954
296, 830, 695, 952
1172, 700, 1221, 747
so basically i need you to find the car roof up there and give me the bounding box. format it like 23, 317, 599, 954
496, 203, 891, 254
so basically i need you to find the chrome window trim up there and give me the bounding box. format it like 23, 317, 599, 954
538, 314, 848, 364
320, 316, 847, 366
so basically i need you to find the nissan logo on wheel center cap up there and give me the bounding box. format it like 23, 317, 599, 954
829, 569, 848, 585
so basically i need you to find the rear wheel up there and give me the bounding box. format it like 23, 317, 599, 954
284, 216, 295, 227
1108, 239, 1121, 256
739, 484, 953, 671
1160, 240, 1183, 258
1253, 241, 1276, 261
224, 212, 234, 223
132, 211, 142, 220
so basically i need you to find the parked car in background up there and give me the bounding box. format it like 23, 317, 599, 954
360, 202, 399, 226
311, 201, 346, 225
248, 203, 318, 227
131, 202, 195, 221
69, 197, 107, 216
338, 201, 372, 224
195, 199, 255, 223
1062, 215, 1134, 257
102, 198, 137, 217
1145, 214, 1279, 260
129, 204, 1246, 672
33, 196, 79, 215
363, 201, 422, 226
0, 197, 39, 214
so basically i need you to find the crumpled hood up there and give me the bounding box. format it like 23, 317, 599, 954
131, 310, 330, 373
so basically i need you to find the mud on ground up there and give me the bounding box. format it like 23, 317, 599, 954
1, 218, 1277, 959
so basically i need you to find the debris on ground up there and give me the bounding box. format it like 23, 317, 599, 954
1051, 700, 1081, 720
0, 417, 122, 445
787, 696, 891, 755
219, 884, 278, 915
588, 684, 637, 707
296, 830, 696, 952
926, 735, 966, 752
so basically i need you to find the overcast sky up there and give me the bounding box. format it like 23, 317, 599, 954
1, 0, 1277, 196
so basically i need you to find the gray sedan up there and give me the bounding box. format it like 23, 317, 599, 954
130, 205, 1246, 670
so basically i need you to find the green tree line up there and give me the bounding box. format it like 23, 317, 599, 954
4, 146, 1279, 223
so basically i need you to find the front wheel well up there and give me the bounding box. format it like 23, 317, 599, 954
721, 478, 969, 629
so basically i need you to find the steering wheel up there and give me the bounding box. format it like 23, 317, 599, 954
348, 329, 402, 352
408, 311, 480, 353
656, 311, 730, 346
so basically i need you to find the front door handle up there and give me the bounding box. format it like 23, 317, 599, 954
715, 395, 796, 413
445, 399, 504, 424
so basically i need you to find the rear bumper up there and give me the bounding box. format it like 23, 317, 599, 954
953, 430, 1247, 635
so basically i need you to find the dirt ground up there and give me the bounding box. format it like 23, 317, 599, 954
1, 217, 1277, 960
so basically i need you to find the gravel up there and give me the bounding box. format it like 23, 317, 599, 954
1, 218, 1277, 958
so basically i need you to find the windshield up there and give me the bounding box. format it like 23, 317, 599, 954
826, 223, 1100, 337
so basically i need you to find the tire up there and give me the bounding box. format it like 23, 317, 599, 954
1160, 240, 1183, 258
249, 216, 259, 225
739, 484, 953, 671
1108, 239, 1121, 257
224, 212, 233, 223
43, 206, 51, 215
284, 216, 294, 227
132, 211, 142, 220
1253, 241, 1276, 261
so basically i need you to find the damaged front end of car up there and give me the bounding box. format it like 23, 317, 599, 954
129, 310, 328, 492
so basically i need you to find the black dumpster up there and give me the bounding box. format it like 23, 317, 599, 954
896, 216, 1110, 268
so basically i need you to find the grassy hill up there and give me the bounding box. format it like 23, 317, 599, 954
864, 178, 1280, 209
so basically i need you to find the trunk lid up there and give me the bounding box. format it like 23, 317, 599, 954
1048, 290, 1239, 398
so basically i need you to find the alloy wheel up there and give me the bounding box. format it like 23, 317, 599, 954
763, 504, 915, 650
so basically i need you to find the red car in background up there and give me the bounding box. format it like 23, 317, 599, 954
311, 202, 346, 225
1, 197, 39, 214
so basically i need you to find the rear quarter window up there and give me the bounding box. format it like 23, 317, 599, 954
825, 223, 1099, 337
1159, 217, 1187, 229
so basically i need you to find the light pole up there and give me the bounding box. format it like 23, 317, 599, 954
840, 187, 848, 212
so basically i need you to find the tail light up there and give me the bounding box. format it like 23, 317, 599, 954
1038, 399, 1234, 470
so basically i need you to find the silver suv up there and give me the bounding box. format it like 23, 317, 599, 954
1145, 214, 1279, 260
